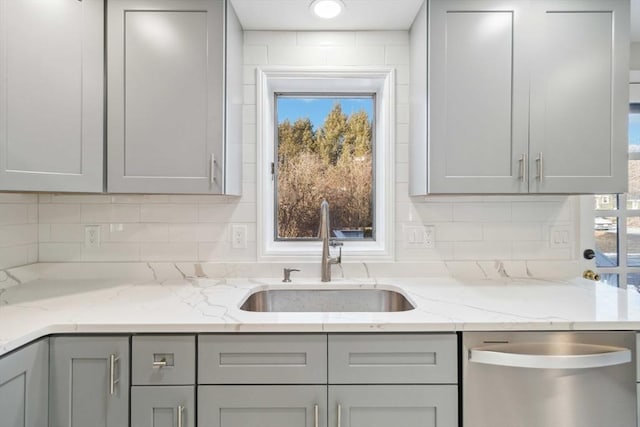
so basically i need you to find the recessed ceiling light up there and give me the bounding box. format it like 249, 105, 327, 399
310, 0, 345, 19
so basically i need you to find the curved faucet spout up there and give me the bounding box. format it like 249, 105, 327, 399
320, 199, 341, 282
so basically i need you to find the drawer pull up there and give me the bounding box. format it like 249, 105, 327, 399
337, 403, 342, 427
153, 360, 167, 368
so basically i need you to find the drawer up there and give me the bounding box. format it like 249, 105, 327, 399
131, 386, 195, 427
198, 334, 327, 384
328, 333, 457, 384
132, 335, 195, 385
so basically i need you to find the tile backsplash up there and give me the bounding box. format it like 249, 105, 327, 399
0, 31, 579, 268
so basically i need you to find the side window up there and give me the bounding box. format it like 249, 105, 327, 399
594, 103, 640, 287
275, 95, 375, 241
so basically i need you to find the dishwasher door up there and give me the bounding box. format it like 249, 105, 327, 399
463, 331, 636, 427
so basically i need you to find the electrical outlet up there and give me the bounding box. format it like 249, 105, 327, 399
404, 225, 435, 249
84, 225, 101, 248
231, 224, 247, 249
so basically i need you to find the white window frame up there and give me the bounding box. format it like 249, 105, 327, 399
256, 67, 395, 261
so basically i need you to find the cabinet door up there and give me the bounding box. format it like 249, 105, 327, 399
528, 0, 629, 193
107, 0, 224, 194
0, 339, 48, 427
131, 386, 195, 427
49, 337, 130, 427
427, 0, 530, 194
329, 385, 458, 427
198, 385, 327, 427
0, 0, 103, 192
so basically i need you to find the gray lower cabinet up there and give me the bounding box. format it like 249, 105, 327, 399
198, 385, 327, 427
329, 385, 458, 427
49, 336, 130, 427
131, 386, 195, 427
0, 339, 48, 427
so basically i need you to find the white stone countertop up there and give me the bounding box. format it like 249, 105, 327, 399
2, 271, 640, 356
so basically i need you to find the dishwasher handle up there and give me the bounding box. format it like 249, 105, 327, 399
469, 342, 631, 370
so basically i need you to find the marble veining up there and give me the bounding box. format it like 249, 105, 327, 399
1, 263, 640, 356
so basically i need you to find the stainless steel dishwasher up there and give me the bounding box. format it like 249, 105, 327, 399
463, 331, 636, 427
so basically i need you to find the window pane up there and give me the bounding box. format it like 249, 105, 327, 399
629, 103, 640, 153
594, 216, 618, 267
628, 217, 640, 267
600, 273, 619, 287
275, 95, 374, 240
628, 273, 640, 289
595, 194, 617, 210
630, 105, 640, 208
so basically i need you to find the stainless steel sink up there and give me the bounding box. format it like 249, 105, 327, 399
239, 288, 415, 312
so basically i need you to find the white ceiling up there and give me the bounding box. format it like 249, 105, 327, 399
232, 0, 640, 40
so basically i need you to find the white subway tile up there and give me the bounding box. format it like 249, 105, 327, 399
395, 163, 408, 183
243, 84, 256, 105
412, 202, 454, 222
0, 245, 30, 269
39, 243, 82, 262
454, 241, 512, 260
82, 243, 140, 262
243, 143, 257, 164
38, 224, 51, 243
385, 45, 410, 65
198, 242, 257, 261
396, 104, 409, 125
355, 31, 409, 46
108, 223, 169, 242
81, 204, 141, 223
243, 105, 256, 125
512, 241, 572, 260
395, 64, 410, 85
395, 242, 454, 261
325, 46, 385, 65
244, 45, 268, 64
397, 124, 409, 144
436, 223, 483, 242
110, 195, 170, 204
512, 202, 571, 222
244, 66, 257, 85
27, 204, 37, 223
297, 32, 355, 46
396, 85, 410, 104
395, 183, 411, 203
396, 143, 409, 164
0, 204, 29, 225
243, 124, 257, 145
0, 224, 38, 247
141, 242, 198, 261
453, 203, 511, 222
198, 203, 257, 223
50, 194, 111, 204
0, 193, 37, 203
269, 46, 328, 65
38, 204, 81, 224
245, 31, 296, 46
484, 223, 543, 242
140, 204, 198, 223
49, 224, 87, 242
38, 194, 52, 203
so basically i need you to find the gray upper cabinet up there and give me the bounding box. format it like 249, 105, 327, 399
107, 0, 243, 194
0, 339, 48, 427
410, 0, 630, 195
0, 0, 104, 192
49, 336, 130, 427
528, 0, 629, 193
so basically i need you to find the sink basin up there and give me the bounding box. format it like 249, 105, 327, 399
239, 288, 415, 312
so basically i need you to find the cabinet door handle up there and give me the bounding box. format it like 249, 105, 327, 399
109, 354, 120, 395
536, 152, 543, 181
210, 154, 217, 184
314, 404, 319, 427
518, 153, 527, 182
177, 405, 185, 427
337, 404, 342, 427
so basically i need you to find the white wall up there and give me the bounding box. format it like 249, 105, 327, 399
1, 31, 577, 266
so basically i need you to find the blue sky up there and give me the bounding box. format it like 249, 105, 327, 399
631, 112, 640, 151
277, 97, 374, 128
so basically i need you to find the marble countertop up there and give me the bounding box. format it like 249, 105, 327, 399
2, 271, 640, 356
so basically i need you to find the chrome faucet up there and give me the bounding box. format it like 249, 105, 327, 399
319, 199, 342, 282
